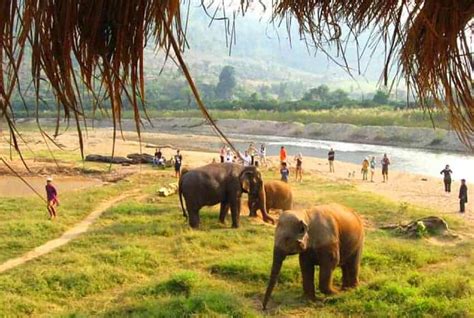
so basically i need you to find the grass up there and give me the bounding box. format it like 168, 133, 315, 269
0, 169, 472, 317
127, 108, 450, 130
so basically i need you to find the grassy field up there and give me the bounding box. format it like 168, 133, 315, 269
128, 108, 450, 130
0, 166, 472, 317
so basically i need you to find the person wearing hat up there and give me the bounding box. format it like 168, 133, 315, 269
361, 157, 370, 181
45, 177, 59, 219
459, 179, 468, 213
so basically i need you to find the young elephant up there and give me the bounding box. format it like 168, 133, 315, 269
262, 204, 364, 309
179, 163, 273, 228
248, 180, 293, 218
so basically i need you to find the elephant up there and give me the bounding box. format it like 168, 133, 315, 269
248, 180, 293, 219
262, 203, 364, 309
178, 163, 274, 228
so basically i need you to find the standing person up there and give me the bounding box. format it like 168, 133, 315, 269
381, 153, 391, 182
361, 157, 369, 181
459, 179, 468, 213
174, 150, 182, 178
328, 148, 335, 173
440, 165, 453, 193
219, 145, 226, 163
248, 142, 257, 165
45, 177, 59, 219
294, 153, 303, 182
259, 144, 266, 166
279, 146, 287, 165
280, 162, 290, 183
241, 150, 252, 167
370, 156, 376, 182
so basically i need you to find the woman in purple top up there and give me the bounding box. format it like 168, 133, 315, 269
45, 177, 59, 219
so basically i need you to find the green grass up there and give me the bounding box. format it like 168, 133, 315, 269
0, 171, 472, 317
129, 108, 449, 130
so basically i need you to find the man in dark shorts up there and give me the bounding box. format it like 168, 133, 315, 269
459, 179, 468, 213
440, 165, 453, 193
328, 148, 335, 172
174, 150, 182, 178
381, 153, 390, 182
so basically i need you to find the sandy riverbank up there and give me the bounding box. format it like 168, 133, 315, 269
1, 126, 472, 223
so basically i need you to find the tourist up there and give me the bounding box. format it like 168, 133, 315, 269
280, 162, 290, 183
361, 157, 369, 181
370, 156, 376, 182
45, 177, 59, 219
242, 150, 252, 167
328, 148, 335, 172
294, 152, 303, 182
279, 146, 287, 165
174, 150, 182, 178
248, 142, 257, 165
225, 150, 233, 163
459, 179, 468, 213
259, 144, 266, 166
381, 153, 390, 182
153, 148, 162, 166
219, 145, 226, 163
440, 164, 453, 193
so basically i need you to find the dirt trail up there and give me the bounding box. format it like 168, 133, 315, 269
0, 191, 137, 274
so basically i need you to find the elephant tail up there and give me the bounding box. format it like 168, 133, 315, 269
178, 178, 187, 219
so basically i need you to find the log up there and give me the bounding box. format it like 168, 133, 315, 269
85, 154, 133, 164
381, 216, 450, 238
127, 153, 154, 164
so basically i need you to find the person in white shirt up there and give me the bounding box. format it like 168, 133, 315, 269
225, 150, 233, 163
241, 151, 251, 167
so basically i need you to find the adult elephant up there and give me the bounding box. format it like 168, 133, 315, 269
178, 163, 274, 228
262, 204, 364, 309
248, 180, 292, 219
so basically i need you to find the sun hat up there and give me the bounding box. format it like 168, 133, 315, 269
46, 176, 53, 182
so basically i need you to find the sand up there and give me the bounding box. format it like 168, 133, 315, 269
1, 127, 472, 222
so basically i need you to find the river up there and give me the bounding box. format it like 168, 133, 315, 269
231, 134, 474, 181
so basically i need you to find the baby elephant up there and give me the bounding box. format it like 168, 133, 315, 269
248, 180, 293, 219
263, 204, 364, 309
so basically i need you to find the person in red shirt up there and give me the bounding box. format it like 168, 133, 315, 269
279, 146, 287, 165
45, 177, 59, 219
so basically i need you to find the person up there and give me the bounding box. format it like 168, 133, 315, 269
361, 157, 369, 181
459, 179, 468, 213
242, 150, 251, 167
370, 156, 376, 182
280, 162, 290, 183
153, 148, 162, 166
328, 148, 335, 172
294, 152, 303, 182
381, 153, 390, 182
259, 144, 266, 166
225, 150, 233, 163
248, 142, 257, 165
45, 177, 59, 219
219, 145, 226, 163
440, 164, 453, 193
279, 146, 287, 165
174, 150, 182, 178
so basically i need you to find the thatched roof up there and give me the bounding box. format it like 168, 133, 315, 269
1, 0, 473, 160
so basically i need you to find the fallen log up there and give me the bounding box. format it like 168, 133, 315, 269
127, 153, 154, 164
85, 154, 133, 164
381, 216, 451, 238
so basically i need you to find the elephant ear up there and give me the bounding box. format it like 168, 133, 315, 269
239, 170, 252, 193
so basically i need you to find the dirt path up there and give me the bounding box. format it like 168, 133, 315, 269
0, 191, 137, 274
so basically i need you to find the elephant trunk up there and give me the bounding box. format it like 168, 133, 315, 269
259, 182, 274, 224
262, 248, 286, 310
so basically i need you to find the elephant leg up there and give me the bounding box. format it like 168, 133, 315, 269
188, 208, 200, 229
317, 245, 339, 295
342, 249, 361, 289
299, 252, 316, 301
230, 197, 240, 228
219, 202, 229, 224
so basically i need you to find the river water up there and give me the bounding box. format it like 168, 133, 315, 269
231, 134, 474, 181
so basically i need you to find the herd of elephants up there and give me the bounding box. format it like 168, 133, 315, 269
178, 163, 364, 310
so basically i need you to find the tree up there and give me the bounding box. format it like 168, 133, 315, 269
302, 84, 330, 102
215, 66, 236, 100
373, 89, 389, 104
